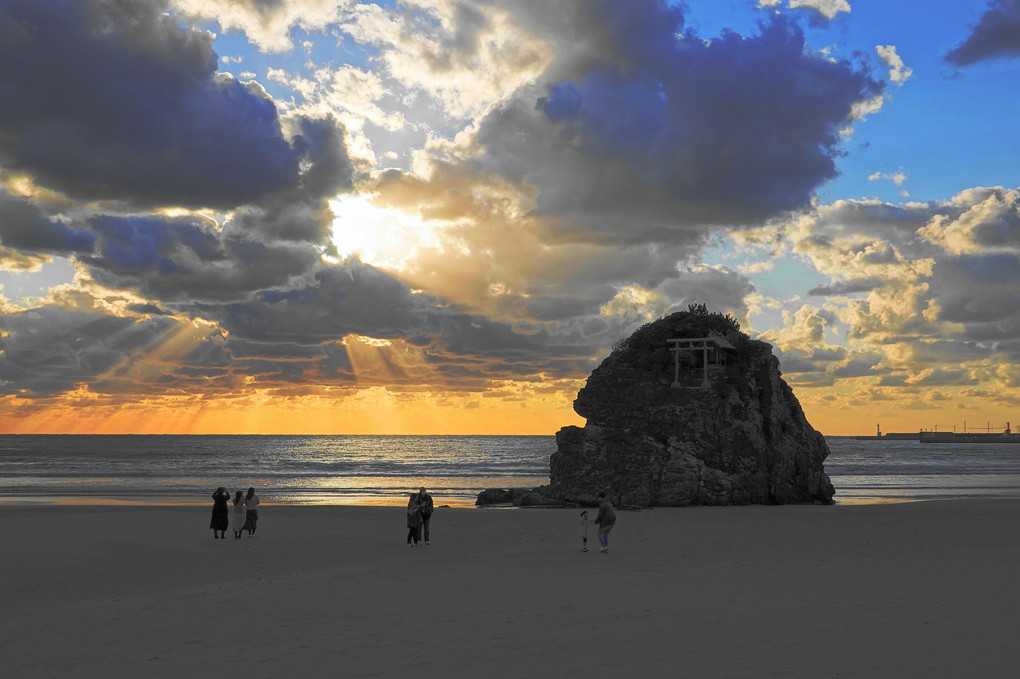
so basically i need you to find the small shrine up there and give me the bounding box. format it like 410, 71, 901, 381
667, 336, 737, 388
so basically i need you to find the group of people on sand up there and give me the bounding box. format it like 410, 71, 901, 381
209, 484, 618, 553
580, 491, 616, 553
406, 487, 434, 547
210, 486, 260, 539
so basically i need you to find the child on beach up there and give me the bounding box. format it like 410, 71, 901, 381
579, 510, 589, 552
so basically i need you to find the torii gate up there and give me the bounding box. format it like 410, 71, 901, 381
667, 336, 737, 388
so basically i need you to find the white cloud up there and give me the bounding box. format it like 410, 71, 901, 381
340, 1, 553, 119
789, 0, 851, 20
918, 188, 1020, 255
876, 44, 913, 84
757, 0, 849, 18
172, 0, 350, 54
868, 170, 908, 186
268, 63, 406, 169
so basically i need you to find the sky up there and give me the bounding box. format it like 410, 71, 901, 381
1, 0, 1019, 436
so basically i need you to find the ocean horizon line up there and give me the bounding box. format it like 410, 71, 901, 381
0, 432, 558, 437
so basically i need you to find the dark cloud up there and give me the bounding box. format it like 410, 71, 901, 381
773, 345, 848, 375
906, 368, 978, 387
877, 374, 908, 387
0, 0, 351, 209
831, 356, 881, 378
498, 9, 882, 233
932, 254, 1020, 328
656, 267, 757, 316
0, 190, 95, 254
0, 307, 177, 396
81, 214, 321, 303
188, 263, 431, 344
946, 0, 1020, 66
126, 303, 172, 316
187, 261, 591, 361
775, 353, 818, 374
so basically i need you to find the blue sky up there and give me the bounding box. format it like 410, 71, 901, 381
2, 0, 1019, 434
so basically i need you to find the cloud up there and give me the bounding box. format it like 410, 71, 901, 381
172, 0, 350, 54
918, 187, 1020, 255
868, 170, 908, 186
946, 0, 1020, 66
517, 11, 880, 231
361, 164, 711, 323
904, 368, 978, 387
807, 278, 885, 296
0, 306, 178, 396
739, 187, 1020, 399
0, 190, 95, 254
758, 1, 851, 21
80, 214, 323, 304
0, 0, 344, 209
931, 253, 1020, 330
340, 1, 553, 119
875, 45, 913, 84
789, 1, 851, 20
831, 355, 880, 377
344, 1, 878, 240
268, 64, 405, 168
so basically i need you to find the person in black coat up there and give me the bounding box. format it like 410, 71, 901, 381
210, 487, 230, 539
406, 493, 422, 547
416, 487, 434, 545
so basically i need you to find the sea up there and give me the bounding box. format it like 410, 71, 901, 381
1, 434, 1020, 508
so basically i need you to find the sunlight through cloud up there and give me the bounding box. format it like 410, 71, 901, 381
327, 194, 447, 271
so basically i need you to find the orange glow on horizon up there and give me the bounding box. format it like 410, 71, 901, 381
0, 383, 586, 435
6, 387, 1014, 437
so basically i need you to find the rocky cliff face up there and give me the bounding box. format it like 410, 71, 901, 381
548, 308, 834, 507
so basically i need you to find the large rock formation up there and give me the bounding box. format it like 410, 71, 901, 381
548, 307, 834, 507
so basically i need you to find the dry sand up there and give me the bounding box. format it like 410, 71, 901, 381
2, 500, 1018, 678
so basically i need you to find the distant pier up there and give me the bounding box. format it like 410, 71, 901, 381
854, 421, 1020, 443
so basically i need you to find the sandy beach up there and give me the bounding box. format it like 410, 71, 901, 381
2, 500, 1017, 678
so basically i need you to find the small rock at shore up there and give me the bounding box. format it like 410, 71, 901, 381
475, 488, 512, 505
476, 487, 562, 506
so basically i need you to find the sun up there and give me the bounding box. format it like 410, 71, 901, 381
327, 193, 446, 271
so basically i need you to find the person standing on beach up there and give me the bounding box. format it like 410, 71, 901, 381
243, 487, 260, 537
594, 491, 616, 553
210, 487, 230, 539
417, 487, 434, 545
230, 490, 246, 539
406, 493, 423, 547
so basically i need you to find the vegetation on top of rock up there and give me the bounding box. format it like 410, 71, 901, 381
610, 304, 744, 360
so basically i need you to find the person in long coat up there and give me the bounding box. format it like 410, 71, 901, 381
406, 493, 422, 547
416, 487, 434, 545
210, 487, 231, 539
243, 487, 260, 536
